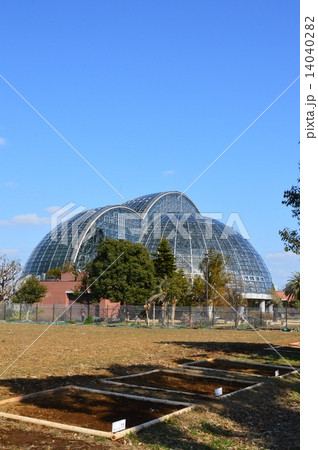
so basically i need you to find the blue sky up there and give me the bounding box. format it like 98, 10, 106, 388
0, 0, 299, 289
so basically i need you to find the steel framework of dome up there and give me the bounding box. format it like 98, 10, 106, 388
24, 191, 273, 299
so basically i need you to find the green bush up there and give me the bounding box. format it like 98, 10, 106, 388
84, 314, 94, 324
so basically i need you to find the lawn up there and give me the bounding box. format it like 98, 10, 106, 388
0, 323, 300, 449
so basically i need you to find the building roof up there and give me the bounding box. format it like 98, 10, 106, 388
275, 290, 294, 301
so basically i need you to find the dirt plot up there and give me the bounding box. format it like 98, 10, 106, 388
0, 386, 186, 433
265, 345, 300, 354
184, 358, 296, 377
0, 323, 300, 449
105, 370, 257, 398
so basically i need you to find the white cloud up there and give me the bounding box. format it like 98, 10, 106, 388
0, 137, 6, 147
3, 181, 18, 188
266, 252, 299, 264
265, 251, 299, 289
0, 213, 51, 226
163, 170, 176, 176
0, 248, 19, 255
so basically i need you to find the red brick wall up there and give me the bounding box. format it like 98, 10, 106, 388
41, 280, 79, 306
39, 280, 120, 314
60, 271, 76, 281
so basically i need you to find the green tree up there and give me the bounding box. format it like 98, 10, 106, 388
153, 238, 176, 279
46, 268, 61, 279
163, 269, 189, 326
0, 255, 22, 302
279, 175, 300, 254
199, 248, 230, 323
284, 272, 300, 306
226, 286, 247, 328
146, 271, 189, 326
188, 275, 206, 306
147, 280, 166, 326
85, 238, 156, 305
73, 271, 95, 315
13, 275, 47, 304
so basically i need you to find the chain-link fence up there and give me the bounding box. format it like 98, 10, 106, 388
0, 302, 300, 329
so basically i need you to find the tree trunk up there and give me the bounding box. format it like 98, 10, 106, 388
152, 303, 156, 327
145, 304, 149, 326
162, 301, 167, 326
211, 302, 215, 326
273, 304, 278, 322
171, 299, 177, 326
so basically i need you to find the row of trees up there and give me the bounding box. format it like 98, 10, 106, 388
0, 234, 300, 314
0, 255, 47, 304
74, 238, 244, 325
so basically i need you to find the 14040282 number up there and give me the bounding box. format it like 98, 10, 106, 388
305, 17, 315, 77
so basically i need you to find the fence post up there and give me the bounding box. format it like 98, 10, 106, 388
3, 303, 6, 320
19, 303, 22, 321
35, 305, 38, 322
52, 304, 55, 323
70, 305, 72, 322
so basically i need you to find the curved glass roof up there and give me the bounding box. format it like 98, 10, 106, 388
123, 192, 163, 214
123, 191, 200, 216
24, 191, 272, 296
24, 209, 100, 276
140, 213, 272, 295
24, 206, 140, 275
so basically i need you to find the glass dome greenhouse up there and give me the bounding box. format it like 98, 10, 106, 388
24, 192, 272, 299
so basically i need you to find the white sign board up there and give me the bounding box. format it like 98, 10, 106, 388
215, 387, 223, 397
274, 370, 280, 377
112, 419, 126, 433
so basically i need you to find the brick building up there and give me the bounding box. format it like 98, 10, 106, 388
39, 271, 120, 318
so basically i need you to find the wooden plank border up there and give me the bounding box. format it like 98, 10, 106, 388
101, 368, 262, 400
0, 385, 195, 441
181, 358, 299, 378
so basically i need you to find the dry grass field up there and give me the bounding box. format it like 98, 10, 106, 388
0, 323, 300, 449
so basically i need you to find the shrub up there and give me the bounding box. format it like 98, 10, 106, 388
84, 314, 94, 325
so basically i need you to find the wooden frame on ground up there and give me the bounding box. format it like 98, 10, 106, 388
0, 385, 195, 440
101, 368, 264, 400
181, 358, 299, 378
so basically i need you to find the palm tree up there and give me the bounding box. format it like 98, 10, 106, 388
284, 272, 300, 302
148, 279, 167, 326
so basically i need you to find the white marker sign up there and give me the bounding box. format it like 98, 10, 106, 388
215, 387, 223, 397
274, 370, 280, 377
112, 419, 126, 433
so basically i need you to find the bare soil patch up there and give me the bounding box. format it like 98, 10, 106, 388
0, 323, 300, 448
106, 370, 257, 398
0, 386, 185, 433
185, 358, 296, 376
